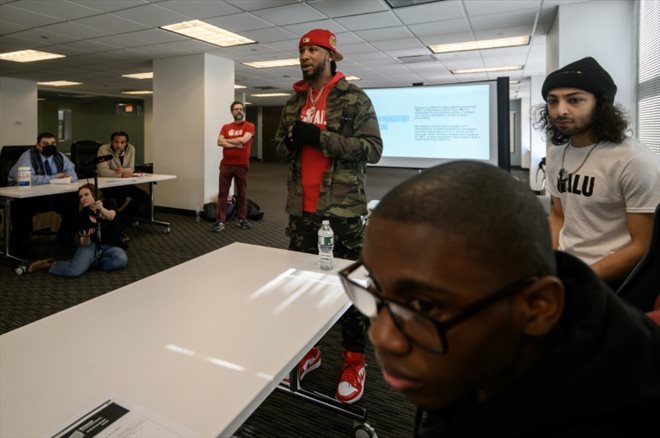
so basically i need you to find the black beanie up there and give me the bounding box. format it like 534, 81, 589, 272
542, 57, 617, 102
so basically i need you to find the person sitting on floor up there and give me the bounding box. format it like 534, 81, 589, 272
339, 161, 660, 437
28, 183, 128, 277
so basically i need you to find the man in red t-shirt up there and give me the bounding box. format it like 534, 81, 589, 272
212, 101, 255, 232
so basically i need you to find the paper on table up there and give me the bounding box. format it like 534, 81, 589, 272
51, 397, 196, 438
49, 177, 72, 185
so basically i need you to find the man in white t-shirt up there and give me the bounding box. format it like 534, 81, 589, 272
536, 57, 660, 289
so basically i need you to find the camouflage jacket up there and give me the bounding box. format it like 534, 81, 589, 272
274, 76, 383, 217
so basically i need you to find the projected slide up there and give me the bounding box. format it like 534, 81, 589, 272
365, 82, 495, 168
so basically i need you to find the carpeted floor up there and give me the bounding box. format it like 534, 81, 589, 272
0, 161, 423, 438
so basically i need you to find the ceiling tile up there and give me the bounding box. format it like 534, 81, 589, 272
464, 0, 540, 16
240, 27, 298, 43
42, 21, 111, 39
474, 24, 534, 40
283, 19, 347, 36
75, 14, 151, 33
469, 9, 539, 31
66, 1, 149, 13
355, 26, 413, 42
205, 13, 275, 32
370, 38, 425, 51
393, 0, 465, 25
123, 28, 186, 45
0, 4, 61, 27
409, 18, 470, 39
308, 0, 389, 18
54, 38, 122, 52
112, 3, 190, 27
158, 0, 242, 18
5, 27, 78, 46
251, 3, 326, 25
335, 11, 401, 31
0, 19, 30, 33
8, 0, 102, 20
224, 0, 300, 12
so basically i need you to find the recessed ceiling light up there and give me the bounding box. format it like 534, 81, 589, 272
243, 59, 300, 69
251, 93, 290, 97
234, 84, 246, 89
0, 49, 65, 62
451, 65, 523, 74
37, 81, 81, 86
429, 36, 530, 54
510, 80, 520, 84
122, 72, 153, 79
121, 90, 153, 95
345, 75, 361, 81
161, 20, 255, 47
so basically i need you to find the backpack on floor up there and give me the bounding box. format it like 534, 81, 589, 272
203, 197, 263, 222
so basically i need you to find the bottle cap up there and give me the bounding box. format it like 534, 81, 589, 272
322, 220, 329, 225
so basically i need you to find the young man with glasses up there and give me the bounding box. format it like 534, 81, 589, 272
340, 161, 660, 436
536, 57, 659, 290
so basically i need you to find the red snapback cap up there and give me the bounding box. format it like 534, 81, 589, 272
299, 28, 343, 61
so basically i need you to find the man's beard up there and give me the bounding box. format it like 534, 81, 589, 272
302, 60, 326, 81
551, 116, 594, 138
234, 113, 244, 122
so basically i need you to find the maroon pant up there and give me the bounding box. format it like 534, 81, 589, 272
217, 163, 249, 222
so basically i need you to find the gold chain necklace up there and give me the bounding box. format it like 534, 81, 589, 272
308, 85, 325, 111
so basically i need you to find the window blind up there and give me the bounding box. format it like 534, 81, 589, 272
635, 0, 660, 155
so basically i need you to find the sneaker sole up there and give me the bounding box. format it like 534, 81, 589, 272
299, 357, 321, 380
335, 374, 365, 404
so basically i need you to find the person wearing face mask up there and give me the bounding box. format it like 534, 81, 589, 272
7, 132, 78, 258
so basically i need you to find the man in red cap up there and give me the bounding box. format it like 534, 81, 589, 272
275, 29, 383, 404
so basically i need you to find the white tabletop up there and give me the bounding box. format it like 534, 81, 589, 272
0, 243, 351, 437
0, 174, 176, 199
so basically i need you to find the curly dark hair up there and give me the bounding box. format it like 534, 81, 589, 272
534, 99, 629, 145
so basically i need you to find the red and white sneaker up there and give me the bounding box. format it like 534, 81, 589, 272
335, 351, 366, 403
283, 346, 321, 384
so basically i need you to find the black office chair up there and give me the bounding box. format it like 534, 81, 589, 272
70, 140, 103, 179
616, 203, 660, 312
0, 145, 33, 187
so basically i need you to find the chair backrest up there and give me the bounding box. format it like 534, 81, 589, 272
616, 203, 660, 312
71, 140, 103, 178
0, 145, 33, 187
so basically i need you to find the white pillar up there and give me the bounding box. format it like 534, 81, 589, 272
153, 53, 234, 212
0, 77, 37, 146
528, 75, 547, 192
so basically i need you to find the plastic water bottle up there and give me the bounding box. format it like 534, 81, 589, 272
318, 220, 334, 271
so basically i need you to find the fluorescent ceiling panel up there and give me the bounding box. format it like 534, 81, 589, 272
161, 20, 255, 47
243, 58, 299, 68
0, 49, 65, 62
451, 65, 523, 74
429, 36, 530, 54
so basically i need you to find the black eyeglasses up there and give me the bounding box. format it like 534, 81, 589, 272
338, 260, 538, 354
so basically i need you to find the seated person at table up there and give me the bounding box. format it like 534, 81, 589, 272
96, 131, 149, 229
7, 132, 78, 257
340, 161, 660, 437
27, 183, 128, 277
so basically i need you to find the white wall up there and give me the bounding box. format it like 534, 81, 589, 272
153, 53, 234, 211
0, 77, 37, 146
555, 0, 635, 115
144, 97, 153, 164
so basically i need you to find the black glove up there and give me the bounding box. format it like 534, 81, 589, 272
284, 129, 298, 152
291, 120, 321, 148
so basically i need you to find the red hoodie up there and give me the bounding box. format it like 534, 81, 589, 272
292, 72, 345, 213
